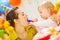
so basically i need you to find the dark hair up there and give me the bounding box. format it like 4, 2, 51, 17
6, 7, 18, 27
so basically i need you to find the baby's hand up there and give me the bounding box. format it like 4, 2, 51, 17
32, 18, 38, 22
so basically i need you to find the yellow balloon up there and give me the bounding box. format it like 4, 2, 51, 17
5, 26, 14, 34
4, 21, 10, 28
53, 31, 59, 36
55, 2, 60, 9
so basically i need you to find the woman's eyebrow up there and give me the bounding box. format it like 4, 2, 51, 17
21, 11, 24, 13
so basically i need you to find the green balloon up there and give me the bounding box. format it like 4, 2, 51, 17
0, 28, 6, 38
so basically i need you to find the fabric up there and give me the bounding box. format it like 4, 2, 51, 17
9, 30, 19, 40
33, 18, 57, 32
26, 25, 37, 40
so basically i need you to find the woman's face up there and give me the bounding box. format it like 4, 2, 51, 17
15, 9, 28, 23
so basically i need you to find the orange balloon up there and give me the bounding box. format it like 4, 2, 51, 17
9, 0, 21, 6
52, 10, 58, 14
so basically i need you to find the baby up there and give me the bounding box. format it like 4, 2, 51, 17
38, 1, 54, 19
33, 13, 60, 40
33, 14, 60, 40
33, 1, 60, 40
33, 1, 59, 32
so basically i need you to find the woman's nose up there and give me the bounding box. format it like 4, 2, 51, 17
25, 14, 28, 17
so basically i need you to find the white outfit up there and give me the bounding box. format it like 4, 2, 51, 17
33, 18, 58, 32
33, 28, 50, 40
33, 27, 60, 40
33, 18, 60, 40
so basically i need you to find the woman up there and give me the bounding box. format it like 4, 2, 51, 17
6, 7, 37, 40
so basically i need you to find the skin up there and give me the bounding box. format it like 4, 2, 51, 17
38, 3, 60, 25
38, 6, 51, 19
14, 9, 28, 40
51, 14, 60, 25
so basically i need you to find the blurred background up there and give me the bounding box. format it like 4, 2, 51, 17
0, 0, 60, 21
19, 0, 60, 21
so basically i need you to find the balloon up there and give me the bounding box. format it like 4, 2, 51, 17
0, 28, 6, 38
52, 9, 58, 14
0, 0, 11, 13
55, 2, 60, 9
9, 0, 21, 6
0, 0, 11, 8
52, 2, 60, 14
0, 5, 10, 13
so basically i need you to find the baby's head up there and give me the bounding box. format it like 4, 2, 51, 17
38, 2, 54, 19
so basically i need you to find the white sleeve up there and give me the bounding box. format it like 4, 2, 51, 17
33, 19, 57, 31
33, 20, 48, 27
33, 21, 48, 31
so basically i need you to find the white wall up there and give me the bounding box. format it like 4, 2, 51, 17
19, 0, 60, 21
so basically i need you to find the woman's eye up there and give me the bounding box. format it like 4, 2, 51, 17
22, 13, 24, 16
22, 12, 24, 16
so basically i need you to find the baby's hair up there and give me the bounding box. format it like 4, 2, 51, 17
6, 7, 18, 27
38, 1, 54, 15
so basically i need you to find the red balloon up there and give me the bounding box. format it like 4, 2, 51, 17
9, 0, 21, 6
